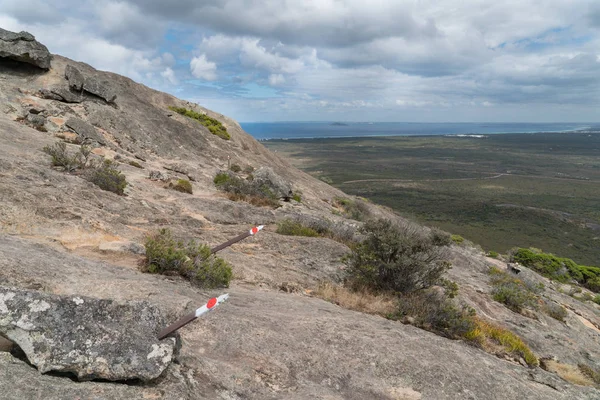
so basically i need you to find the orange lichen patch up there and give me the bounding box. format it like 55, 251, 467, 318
48, 116, 65, 126
576, 315, 600, 334
91, 147, 117, 159
54, 131, 79, 143
57, 226, 121, 250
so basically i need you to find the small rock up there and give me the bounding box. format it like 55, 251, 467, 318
65, 117, 105, 144
38, 88, 63, 101
0, 286, 175, 381
28, 107, 44, 115
26, 113, 45, 127
0, 28, 52, 69
64, 64, 84, 91
99, 241, 145, 255
50, 87, 82, 103
149, 170, 170, 181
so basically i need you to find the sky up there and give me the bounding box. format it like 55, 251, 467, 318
0, 1, 599, 122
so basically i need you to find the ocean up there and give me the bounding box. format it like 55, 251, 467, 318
239, 122, 596, 140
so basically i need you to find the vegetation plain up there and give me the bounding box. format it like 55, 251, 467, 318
264, 131, 600, 266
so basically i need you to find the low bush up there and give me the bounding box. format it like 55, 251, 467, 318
214, 172, 279, 208
128, 160, 143, 168
393, 289, 476, 339
229, 164, 242, 173
451, 234, 465, 245
594, 295, 600, 305
292, 192, 302, 202
487, 251, 499, 258
489, 267, 541, 313
543, 301, 568, 322
86, 159, 127, 195
169, 106, 230, 140
143, 228, 232, 288
172, 179, 193, 194
276, 219, 320, 237
333, 197, 370, 221
345, 218, 451, 293
42, 142, 91, 172
511, 248, 600, 292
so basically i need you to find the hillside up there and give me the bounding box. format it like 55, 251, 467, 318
1, 28, 600, 399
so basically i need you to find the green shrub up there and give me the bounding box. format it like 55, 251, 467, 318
440, 278, 459, 299
512, 248, 600, 291
172, 179, 193, 194
243, 165, 255, 174
543, 301, 568, 322
489, 267, 541, 313
229, 164, 242, 173
594, 295, 600, 305
143, 228, 232, 288
292, 193, 302, 202
394, 289, 476, 339
276, 219, 320, 237
169, 106, 230, 140
128, 160, 143, 168
214, 171, 279, 208
334, 197, 370, 221
345, 218, 451, 293
42, 142, 91, 172
487, 251, 499, 258
451, 234, 465, 245
430, 228, 452, 247
86, 159, 127, 195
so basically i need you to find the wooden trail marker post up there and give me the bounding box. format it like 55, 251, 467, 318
158, 225, 265, 339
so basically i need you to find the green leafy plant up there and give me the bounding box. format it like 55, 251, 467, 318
169, 106, 230, 140
487, 251, 499, 258
488, 267, 540, 313
143, 228, 232, 288
229, 164, 242, 173
214, 171, 279, 208
345, 218, 451, 293
42, 142, 91, 172
276, 219, 320, 237
451, 234, 465, 245
86, 159, 127, 195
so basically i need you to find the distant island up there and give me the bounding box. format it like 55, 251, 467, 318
330, 122, 349, 126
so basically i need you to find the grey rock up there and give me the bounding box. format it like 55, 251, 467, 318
253, 166, 292, 198
99, 240, 146, 255
50, 87, 82, 103
64, 64, 84, 91
0, 286, 175, 381
38, 88, 63, 101
83, 76, 117, 103
0, 28, 51, 69
25, 113, 45, 127
149, 170, 170, 181
65, 117, 105, 144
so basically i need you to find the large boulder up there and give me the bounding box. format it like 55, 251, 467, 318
0, 286, 176, 381
0, 28, 51, 69
83, 75, 117, 103
64, 64, 84, 91
253, 166, 292, 198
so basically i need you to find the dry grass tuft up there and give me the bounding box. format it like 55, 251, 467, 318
540, 360, 596, 386
314, 282, 396, 316
465, 318, 538, 367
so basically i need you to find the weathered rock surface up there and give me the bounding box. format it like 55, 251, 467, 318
49, 86, 82, 103
83, 75, 117, 103
0, 286, 175, 381
0, 28, 51, 69
65, 117, 105, 144
64, 64, 84, 91
254, 166, 293, 198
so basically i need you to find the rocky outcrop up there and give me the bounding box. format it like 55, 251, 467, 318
0, 286, 176, 381
65, 117, 105, 144
83, 75, 117, 103
64, 64, 83, 91
253, 166, 293, 198
0, 28, 51, 69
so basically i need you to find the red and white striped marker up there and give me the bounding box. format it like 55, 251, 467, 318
210, 225, 265, 254
158, 293, 229, 339
250, 225, 264, 235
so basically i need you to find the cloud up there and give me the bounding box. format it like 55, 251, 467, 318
190, 54, 217, 81
160, 67, 178, 85
268, 74, 285, 86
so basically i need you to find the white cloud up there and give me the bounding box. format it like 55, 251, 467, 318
160, 67, 178, 85
190, 54, 217, 81
268, 74, 285, 86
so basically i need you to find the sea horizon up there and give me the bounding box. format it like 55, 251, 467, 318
240, 121, 599, 140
